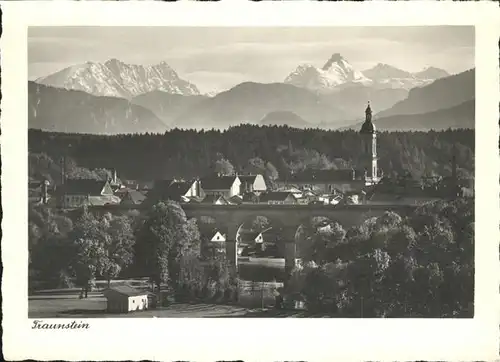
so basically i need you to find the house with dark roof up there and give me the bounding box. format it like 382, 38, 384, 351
201, 175, 241, 198
144, 179, 202, 205
259, 191, 297, 205
60, 179, 120, 208
228, 195, 243, 205
103, 285, 150, 313
120, 189, 147, 206
201, 194, 229, 205
238, 174, 267, 194
276, 169, 366, 194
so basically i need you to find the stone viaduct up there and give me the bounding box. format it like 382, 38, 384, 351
84, 203, 418, 278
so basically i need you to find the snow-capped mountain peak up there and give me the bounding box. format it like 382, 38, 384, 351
284, 54, 371, 93
361, 63, 450, 90
36, 59, 200, 99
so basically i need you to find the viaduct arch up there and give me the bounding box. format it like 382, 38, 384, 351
82, 203, 418, 280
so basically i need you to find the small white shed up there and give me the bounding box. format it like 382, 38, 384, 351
103, 285, 149, 314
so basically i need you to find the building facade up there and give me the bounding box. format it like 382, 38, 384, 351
60, 179, 119, 208
201, 175, 241, 198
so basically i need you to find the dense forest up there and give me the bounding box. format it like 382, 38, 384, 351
28, 126, 474, 184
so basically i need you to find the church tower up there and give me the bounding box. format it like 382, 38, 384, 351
359, 102, 378, 185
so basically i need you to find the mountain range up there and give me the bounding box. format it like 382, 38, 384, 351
36, 59, 200, 99
284, 54, 450, 93
341, 100, 475, 132
29, 55, 474, 133
28, 82, 167, 134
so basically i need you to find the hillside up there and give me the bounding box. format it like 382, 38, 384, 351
341, 100, 475, 132
28, 82, 167, 135
376, 69, 475, 118
131, 91, 208, 127
260, 111, 310, 128
173, 82, 349, 129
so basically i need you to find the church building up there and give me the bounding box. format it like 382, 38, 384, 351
276, 102, 381, 194
359, 102, 381, 186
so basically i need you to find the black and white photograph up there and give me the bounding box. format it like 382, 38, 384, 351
26, 25, 477, 319
2, 1, 500, 360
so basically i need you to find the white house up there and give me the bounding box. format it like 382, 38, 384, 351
201, 175, 241, 198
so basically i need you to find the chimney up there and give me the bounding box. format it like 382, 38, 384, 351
113, 169, 117, 184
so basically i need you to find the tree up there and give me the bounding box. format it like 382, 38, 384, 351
101, 213, 135, 288
29, 204, 75, 290
251, 216, 270, 232
214, 158, 234, 176
70, 208, 108, 298
135, 201, 201, 299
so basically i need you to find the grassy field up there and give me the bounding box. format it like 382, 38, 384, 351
29, 277, 288, 318
28, 290, 327, 318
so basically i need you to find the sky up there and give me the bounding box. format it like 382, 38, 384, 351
28, 26, 475, 94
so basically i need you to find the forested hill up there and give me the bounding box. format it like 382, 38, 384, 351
28, 125, 474, 183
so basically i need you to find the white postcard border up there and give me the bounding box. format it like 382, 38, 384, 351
1, 1, 499, 361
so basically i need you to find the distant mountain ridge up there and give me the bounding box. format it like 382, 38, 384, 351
28, 82, 167, 135
36, 59, 200, 99
285, 54, 451, 93
260, 111, 310, 128
362, 63, 449, 90
131, 91, 209, 127
341, 99, 475, 132
376, 68, 475, 118
172, 82, 350, 129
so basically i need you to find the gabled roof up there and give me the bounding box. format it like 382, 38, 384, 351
259, 192, 296, 202
104, 285, 148, 297
242, 192, 259, 202
88, 195, 122, 206
63, 179, 110, 195
201, 175, 239, 190
238, 175, 260, 184
239, 231, 261, 243
167, 181, 195, 199
201, 194, 229, 204
228, 195, 243, 205
145, 179, 196, 204
121, 190, 147, 204
210, 230, 227, 241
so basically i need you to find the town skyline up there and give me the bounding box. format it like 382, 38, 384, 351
29, 26, 474, 93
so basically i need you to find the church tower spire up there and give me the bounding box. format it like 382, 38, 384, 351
359, 101, 378, 185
